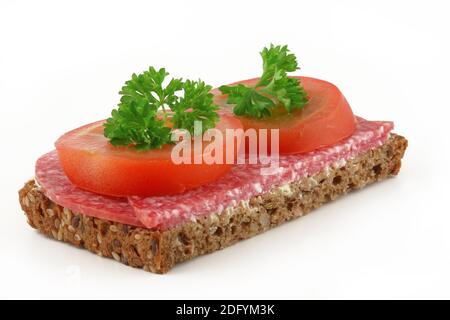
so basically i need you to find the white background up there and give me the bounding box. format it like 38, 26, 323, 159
1, 0, 449, 300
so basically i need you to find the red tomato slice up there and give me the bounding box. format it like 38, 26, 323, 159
55, 114, 243, 197
212, 76, 356, 155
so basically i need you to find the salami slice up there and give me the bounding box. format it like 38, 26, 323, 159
129, 117, 394, 229
35, 118, 394, 230
35, 151, 143, 227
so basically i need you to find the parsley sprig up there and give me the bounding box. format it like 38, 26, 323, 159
104, 67, 219, 150
219, 44, 308, 118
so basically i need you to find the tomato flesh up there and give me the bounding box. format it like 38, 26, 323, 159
55, 115, 243, 197
212, 76, 356, 155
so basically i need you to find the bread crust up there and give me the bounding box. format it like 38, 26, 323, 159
18, 134, 407, 274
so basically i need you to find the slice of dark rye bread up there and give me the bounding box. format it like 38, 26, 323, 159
18, 134, 407, 274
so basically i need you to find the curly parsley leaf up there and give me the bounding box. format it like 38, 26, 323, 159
260, 69, 309, 113
219, 44, 309, 118
104, 67, 219, 150
258, 44, 299, 86
219, 84, 273, 119
104, 100, 173, 150
119, 67, 183, 115
171, 80, 219, 134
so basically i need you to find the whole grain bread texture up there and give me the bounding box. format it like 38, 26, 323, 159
19, 134, 407, 274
